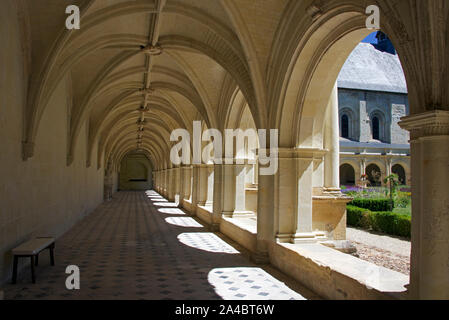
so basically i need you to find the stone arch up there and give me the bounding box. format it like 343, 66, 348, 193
340, 163, 356, 186
366, 163, 382, 187
119, 152, 153, 191
392, 164, 407, 185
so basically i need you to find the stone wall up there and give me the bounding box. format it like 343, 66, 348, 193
338, 88, 410, 144
0, 2, 104, 284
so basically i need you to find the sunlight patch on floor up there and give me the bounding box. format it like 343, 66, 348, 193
165, 217, 203, 228
177, 233, 240, 254
208, 267, 307, 300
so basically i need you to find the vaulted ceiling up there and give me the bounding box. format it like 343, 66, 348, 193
24, 0, 284, 169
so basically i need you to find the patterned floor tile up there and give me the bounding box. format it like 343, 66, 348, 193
1, 191, 320, 300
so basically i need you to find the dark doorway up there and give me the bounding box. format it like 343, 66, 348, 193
340, 164, 355, 185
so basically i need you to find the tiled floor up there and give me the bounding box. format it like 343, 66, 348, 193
2, 191, 320, 300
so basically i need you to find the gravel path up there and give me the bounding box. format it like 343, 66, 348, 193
347, 227, 411, 275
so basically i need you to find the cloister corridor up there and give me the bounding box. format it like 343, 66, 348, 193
2, 0, 449, 301
1, 191, 319, 300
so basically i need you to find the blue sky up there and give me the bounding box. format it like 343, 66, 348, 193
362, 32, 378, 44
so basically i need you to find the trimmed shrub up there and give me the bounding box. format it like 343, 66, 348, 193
346, 205, 366, 227
346, 205, 411, 238
349, 198, 392, 212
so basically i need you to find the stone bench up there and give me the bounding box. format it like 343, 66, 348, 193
11, 237, 55, 284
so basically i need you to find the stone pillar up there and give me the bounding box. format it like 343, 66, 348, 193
163, 169, 168, 197
357, 158, 366, 186
324, 83, 340, 192
179, 166, 191, 207
173, 167, 181, 205
167, 168, 175, 201
254, 159, 275, 263
196, 165, 208, 206
276, 148, 323, 243
205, 164, 214, 207
212, 163, 226, 230
400, 110, 449, 300
218, 161, 252, 218
190, 165, 200, 215
233, 163, 251, 215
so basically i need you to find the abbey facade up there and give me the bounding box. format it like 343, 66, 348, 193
337, 37, 411, 187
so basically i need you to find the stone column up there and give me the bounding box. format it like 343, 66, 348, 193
212, 163, 226, 231
190, 165, 200, 215
163, 169, 168, 197
179, 166, 191, 207
205, 164, 214, 207
324, 83, 340, 192
218, 161, 252, 218
196, 165, 208, 206
276, 148, 323, 243
233, 163, 251, 215
255, 158, 274, 263
400, 110, 449, 300
167, 168, 175, 201
173, 167, 181, 205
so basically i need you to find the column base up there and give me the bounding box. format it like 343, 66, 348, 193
222, 211, 255, 218
276, 232, 321, 244
208, 223, 220, 232
250, 250, 270, 265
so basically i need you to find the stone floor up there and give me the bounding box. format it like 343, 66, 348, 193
1, 191, 320, 300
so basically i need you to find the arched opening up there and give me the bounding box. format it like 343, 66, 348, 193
392, 164, 407, 185
341, 114, 349, 139
118, 152, 153, 191
340, 164, 355, 186
372, 116, 380, 140
366, 164, 382, 187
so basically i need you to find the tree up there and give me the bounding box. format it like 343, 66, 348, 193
384, 174, 399, 210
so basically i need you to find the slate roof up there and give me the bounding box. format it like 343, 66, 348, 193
337, 43, 408, 94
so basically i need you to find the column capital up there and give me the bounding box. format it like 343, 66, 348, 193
399, 110, 449, 140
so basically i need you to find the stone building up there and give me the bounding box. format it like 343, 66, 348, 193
337, 37, 411, 187
1, 0, 449, 300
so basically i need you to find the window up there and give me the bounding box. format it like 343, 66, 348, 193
372, 116, 380, 140
341, 114, 349, 138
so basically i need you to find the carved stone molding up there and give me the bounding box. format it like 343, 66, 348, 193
140, 44, 163, 56
22, 141, 34, 161
399, 110, 449, 140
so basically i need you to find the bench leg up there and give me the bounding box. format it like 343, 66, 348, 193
49, 244, 55, 266
30, 256, 36, 284
12, 256, 18, 284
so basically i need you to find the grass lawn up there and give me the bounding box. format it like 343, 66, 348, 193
393, 205, 411, 216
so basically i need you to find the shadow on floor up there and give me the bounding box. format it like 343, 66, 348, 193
1, 191, 320, 300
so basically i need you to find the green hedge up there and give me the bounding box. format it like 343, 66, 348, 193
347, 205, 411, 238
348, 198, 392, 212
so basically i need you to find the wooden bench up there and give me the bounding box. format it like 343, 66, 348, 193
11, 237, 55, 284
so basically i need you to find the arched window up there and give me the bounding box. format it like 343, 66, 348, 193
341, 114, 349, 138
372, 116, 380, 140
392, 164, 407, 185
